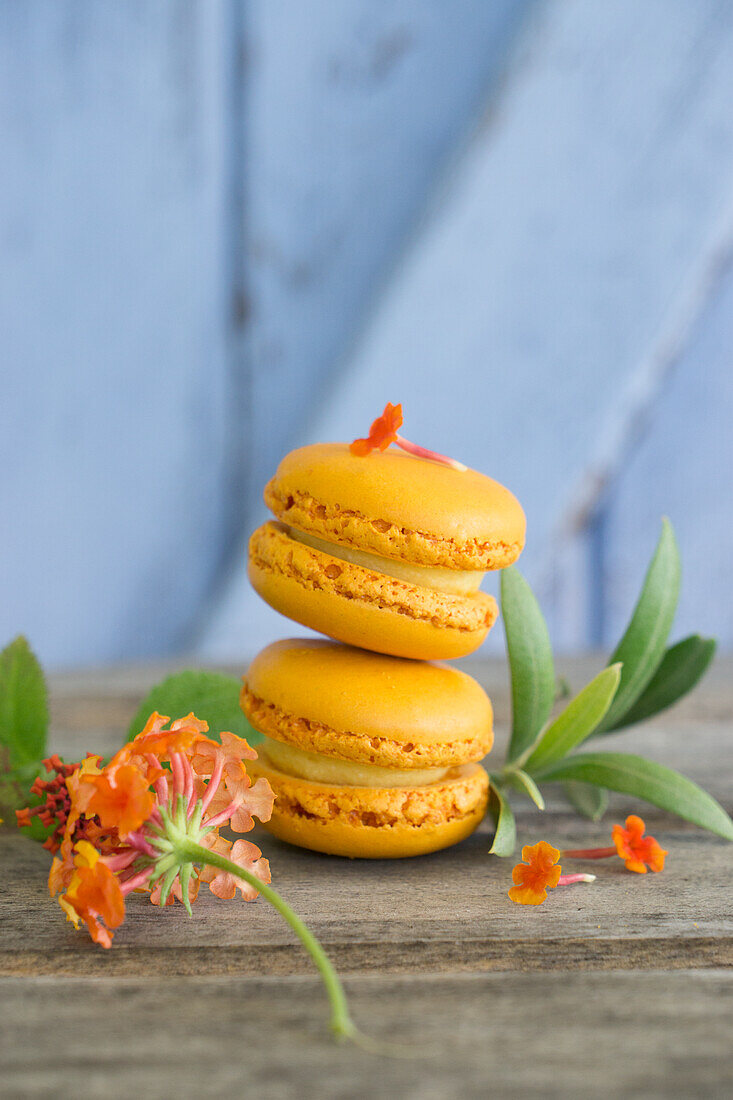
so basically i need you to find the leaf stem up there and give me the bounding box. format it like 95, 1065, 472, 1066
178, 840, 357, 1042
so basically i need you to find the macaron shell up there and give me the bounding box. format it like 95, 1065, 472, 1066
248, 521, 497, 661
243, 684, 492, 769
265, 443, 525, 570
243, 637, 493, 768
248, 759, 489, 859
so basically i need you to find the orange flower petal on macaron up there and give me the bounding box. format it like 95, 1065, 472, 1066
350, 402, 467, 470
350, 402, 403, 456
611, 815, 667, 874
508, 841, 562, 905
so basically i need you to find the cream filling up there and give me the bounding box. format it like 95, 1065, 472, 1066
259, 735, 449, 788
287, 527, 485, 596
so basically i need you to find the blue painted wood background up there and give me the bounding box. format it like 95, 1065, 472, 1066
2, 0, 732, 668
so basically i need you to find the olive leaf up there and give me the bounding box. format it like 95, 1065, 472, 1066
563, 782, 609, 822
505, 769, 545, 810
524, 664, 621, 773
607, 635, 716, 730
595, 519, 681, 733
501, 567, 555, 762
533, 752, 733, 841
487, 785, 516, 857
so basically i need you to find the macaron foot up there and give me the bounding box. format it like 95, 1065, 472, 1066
248, 759, 490, 859
249, 521, 498, 660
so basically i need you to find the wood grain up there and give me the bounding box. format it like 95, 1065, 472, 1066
2, 817, 731, 977
1, 971, 731, 1099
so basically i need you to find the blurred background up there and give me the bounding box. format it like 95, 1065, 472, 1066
2, 0, 733, 670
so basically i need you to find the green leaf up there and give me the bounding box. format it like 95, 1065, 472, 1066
563, 781, 609, 822
506, 768, 546, 810
525, 664, 621, 772
607, 635, 716, 730
534, 751, 733, 840
0, 636, 48, 768
596, 519, 681, 733
488, 785, 517, 857
128, 670, 263, 746
501, 567, 555, 761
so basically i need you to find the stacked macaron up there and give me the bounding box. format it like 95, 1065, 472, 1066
242, 409, 525, 858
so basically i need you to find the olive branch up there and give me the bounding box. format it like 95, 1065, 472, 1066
487, 518, 731, 855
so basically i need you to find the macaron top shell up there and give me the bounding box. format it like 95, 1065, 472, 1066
244, 638, 493, 750
264, 443, 525, 569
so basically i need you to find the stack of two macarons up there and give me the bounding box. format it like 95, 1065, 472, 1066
243, 438, 525, 858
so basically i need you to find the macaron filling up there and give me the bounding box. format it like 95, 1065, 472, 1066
286, 526, 486, 596
258, 734, 450, 789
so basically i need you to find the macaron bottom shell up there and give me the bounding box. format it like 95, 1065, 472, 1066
248, 758, 490, 859
248, 521, 497, 661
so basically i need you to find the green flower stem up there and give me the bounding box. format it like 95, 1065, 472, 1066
178, 839, 357, 1042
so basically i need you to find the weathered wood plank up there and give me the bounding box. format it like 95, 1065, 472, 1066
2, 659, 731, 1094
2, 818, 730, 976
201, 0, 535, 657
601, 248, 733, 647
2, 659, 729, 979
1, 970, 731, 1099
297, 0, 733, 656
0, 1, 234, 667
241, 0, 533, 495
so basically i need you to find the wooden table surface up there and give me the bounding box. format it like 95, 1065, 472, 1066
2, 657, 732, 1099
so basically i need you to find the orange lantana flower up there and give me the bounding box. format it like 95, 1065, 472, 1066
42, 713, 275, 946
611, 815, 667, 874
198, 835, 271, 901
81, 763, 155, 838
59, 841, 125, 949
350, 402, 403, 456
114, 711, 210, 765
508, 841, 562, 905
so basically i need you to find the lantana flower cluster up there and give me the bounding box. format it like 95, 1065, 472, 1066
42, 712, 274, 947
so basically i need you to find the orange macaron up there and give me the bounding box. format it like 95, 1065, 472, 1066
248, 443, 525, 660
243, 638, 492, 858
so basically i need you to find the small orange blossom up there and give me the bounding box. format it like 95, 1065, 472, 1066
350, 402, 467, 470
59, 840, 125, 948
562, 815, 667, 874
508, 841, 562, 905
81, 763, 155, 838
350, 402, 403, 456
612, 815, 667, 873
